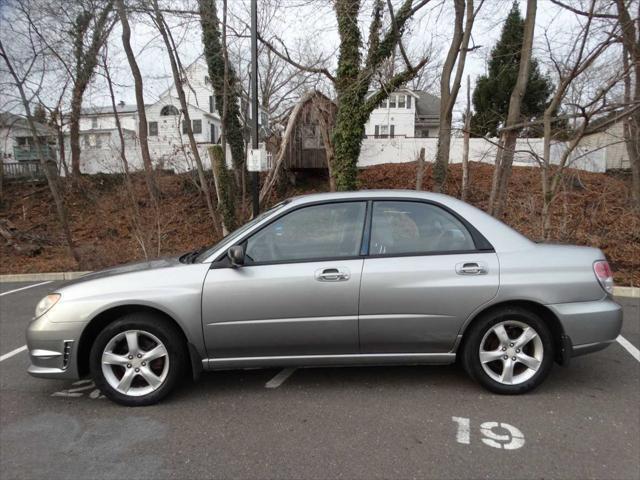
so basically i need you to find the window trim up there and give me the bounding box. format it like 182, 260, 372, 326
364, 199, 493, 258
211, 197, 494, 268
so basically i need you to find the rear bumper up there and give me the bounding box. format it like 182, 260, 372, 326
547, 297, 622, 357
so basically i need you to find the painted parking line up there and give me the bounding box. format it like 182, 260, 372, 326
265, 368, 297, 388
0, 281, 51, 297
0, 345, 27, 362
617, 335, 640, 362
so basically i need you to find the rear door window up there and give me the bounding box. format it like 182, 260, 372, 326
370, 201, 475, 255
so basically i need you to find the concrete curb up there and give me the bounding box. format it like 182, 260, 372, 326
0, 271, 638, 298
0, 271, 92, 282
613, 286, 640, 299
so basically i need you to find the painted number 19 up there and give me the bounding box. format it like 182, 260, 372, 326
452, 416, 525, 450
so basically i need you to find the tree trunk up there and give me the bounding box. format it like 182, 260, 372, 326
433, 0, 466, 193
416, 147, 425, 190
209, 145, 236, 235
69, 93, 83, 176
261, 91, 315, 203
461, 76, 471, 201
152, 0, 220, 236
332, 100, 366, 191
616, 3, 640, 208
56, 125, 69, 177
199, 0, 246, 176
116, 0, 159, 200
488, 0, 537, 217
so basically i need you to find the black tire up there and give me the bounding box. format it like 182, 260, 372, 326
90, 312, 187, 406
461, 306, 554, 395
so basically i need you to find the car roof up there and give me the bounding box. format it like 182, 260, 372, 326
287, 189, 454, 205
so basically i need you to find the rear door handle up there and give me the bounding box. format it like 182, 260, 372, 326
456, 262, 487, 275
315, 267, 350, 282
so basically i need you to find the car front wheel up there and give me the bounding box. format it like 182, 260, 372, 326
90, 313, 186, 406
462, 307, 554, 394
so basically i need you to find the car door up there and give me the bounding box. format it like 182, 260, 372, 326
202, 201, 367, 358
359, 200, 499, 354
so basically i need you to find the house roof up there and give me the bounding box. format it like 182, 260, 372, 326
366, 88, 440, 117
0, 111, 54, 135
79, 104, 142, 116
413, 91, 440, 117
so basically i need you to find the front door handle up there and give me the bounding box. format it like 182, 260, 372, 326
315, 267, 350, 282
456, 262, 487, 275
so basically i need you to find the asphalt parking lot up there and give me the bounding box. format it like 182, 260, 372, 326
1, 281, 639, 480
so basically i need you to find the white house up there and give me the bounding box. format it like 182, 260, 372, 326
364, 88, 440, 139
64, 59, 269, 174
1, 111, 56, 179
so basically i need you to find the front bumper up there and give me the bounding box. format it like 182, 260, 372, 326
547, 297, 623, 357
26, 313, 84, 380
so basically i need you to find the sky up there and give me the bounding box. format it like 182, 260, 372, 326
0, 0, 620, 124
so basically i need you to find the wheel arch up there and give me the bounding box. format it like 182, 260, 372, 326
457, 300, 568, 364
77, 304, 201, 380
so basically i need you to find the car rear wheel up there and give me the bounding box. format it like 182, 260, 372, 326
90, 313, 186, 406
462, 307, 554, 394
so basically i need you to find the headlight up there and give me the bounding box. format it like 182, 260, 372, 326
35, 294, 61, 319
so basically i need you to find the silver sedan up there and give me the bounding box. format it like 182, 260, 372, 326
26, 191, 623, 406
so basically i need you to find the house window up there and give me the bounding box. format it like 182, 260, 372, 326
390, 124, 395, 138
389, 95, 396, 108
407, 95, 412, 108
379, 98, 387, 109
398, 95, 406, 108
205, 76, 210, 84
161, 105, 179, 116
209, 95, 215, 113
210, 123, 217, 142
260, 112, 268, 126
379, 125, 389, 138
149, 121, 158, 136
183, 119, 202, 134
91, 117, 98, 129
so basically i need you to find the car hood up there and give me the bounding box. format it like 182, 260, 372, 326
59, 256, 182, 288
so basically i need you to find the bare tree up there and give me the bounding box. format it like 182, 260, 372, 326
67, 1, 116, 177
533, 0, 627, 238
0, 38, 81, 264
150, 0, 220, 236
461, 75, 471, 201
615, 0, 640, 208
488, 0, 537, 217
432, 0, 483, 193
115, 0, 159, 200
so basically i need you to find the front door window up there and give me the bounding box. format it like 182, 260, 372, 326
245, 202, 367, 264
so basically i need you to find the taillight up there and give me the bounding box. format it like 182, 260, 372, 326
593, 260, 614, 295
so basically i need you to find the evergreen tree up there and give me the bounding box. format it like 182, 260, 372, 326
32, 103, 47, 124
470, 1, 552, 137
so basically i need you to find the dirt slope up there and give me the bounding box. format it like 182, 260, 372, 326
1, 162, 638, 285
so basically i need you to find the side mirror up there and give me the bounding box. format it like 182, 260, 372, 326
228, 245, 245, 267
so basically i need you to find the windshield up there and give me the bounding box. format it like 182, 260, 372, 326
194, 200, 290, 262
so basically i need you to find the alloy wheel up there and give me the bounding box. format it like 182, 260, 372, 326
479, 320, 543, 386
101, 330, 170, 396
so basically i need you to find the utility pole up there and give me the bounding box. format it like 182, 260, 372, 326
250, 0, 260, 217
